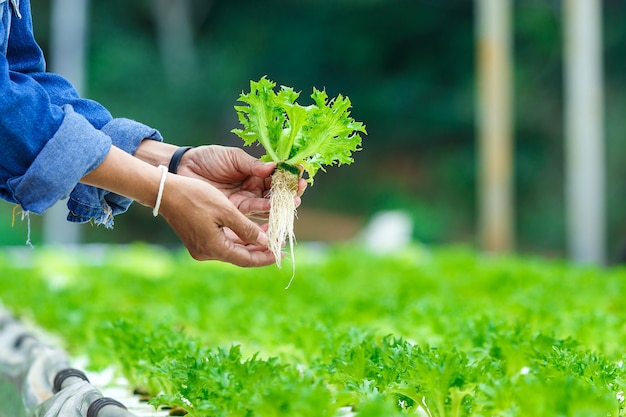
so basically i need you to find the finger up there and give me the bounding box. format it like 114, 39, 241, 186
247, 211, 270, 221
233, 148, 276, 177
233, 243, 272, 252
251, 160, 277, 178
216, 227, 275, 267
223, 227, 268, 248
297, 177, 307, 197
238, 197, 271, 217
223, 209, 269, 247
222, 244, 277, 267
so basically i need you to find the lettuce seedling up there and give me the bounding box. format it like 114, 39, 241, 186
232, 77, 366, 284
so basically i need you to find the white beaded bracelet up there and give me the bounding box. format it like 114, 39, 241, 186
153, 165, 168, 217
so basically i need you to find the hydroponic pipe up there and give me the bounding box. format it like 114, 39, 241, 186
52, 368, 136, 417
0, 308, 138, 417
0, 313, 15, 330
21, 336, 72, 413
87, 398, 135, 417
53, 368, 90, 393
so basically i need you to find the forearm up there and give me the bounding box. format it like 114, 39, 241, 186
80, 145, 163, 209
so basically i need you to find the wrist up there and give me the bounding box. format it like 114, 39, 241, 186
168, 146, 194, 174
134, 139, 178, 167
81, 146, 166, 208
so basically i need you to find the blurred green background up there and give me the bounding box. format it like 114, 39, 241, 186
2, 0, 626, 261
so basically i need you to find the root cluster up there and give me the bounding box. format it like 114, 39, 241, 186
268, 168, 299, 285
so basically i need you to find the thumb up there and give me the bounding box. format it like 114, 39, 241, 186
230, 148, 275, 177
249, 159, 276, 178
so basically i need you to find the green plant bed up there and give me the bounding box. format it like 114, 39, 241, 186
0, 243, 625, 416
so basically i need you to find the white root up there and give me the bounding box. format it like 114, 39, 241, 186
267, 167, 299, 288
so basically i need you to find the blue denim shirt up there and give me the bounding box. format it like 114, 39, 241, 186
0, 0, 162, 227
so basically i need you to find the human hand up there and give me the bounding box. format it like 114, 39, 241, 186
158, 173, 276, 267
176, 145, 307, 219
82, 145, 275, 267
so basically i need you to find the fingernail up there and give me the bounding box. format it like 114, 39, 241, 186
258, 231, 268, 247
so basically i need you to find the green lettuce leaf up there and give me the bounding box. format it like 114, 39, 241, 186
232, 76, 366, 183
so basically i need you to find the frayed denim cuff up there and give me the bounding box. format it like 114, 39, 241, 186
67, 184, 130, 228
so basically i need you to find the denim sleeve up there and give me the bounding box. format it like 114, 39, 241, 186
2, 0, 164, 227
6, 0, 113, 129
0, 31, 114, 217
0, 0, 112, 217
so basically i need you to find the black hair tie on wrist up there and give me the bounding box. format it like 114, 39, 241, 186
168, 146, 194, 174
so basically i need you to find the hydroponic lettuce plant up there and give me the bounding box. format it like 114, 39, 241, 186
232, 77, 366, 282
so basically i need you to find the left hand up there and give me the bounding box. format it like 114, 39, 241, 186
176, 145, 307, 219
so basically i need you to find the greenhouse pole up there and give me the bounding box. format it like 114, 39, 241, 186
476, 0, 514, 253
564, 0, 606, 264
43, 0, 90, 245
153, 0, 197, 84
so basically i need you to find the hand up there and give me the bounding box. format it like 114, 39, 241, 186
81, 146, 276, 267
158, 173, 276, 267
176, 145, 307, 219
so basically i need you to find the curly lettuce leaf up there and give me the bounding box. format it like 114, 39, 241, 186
232, 77, 366, 183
